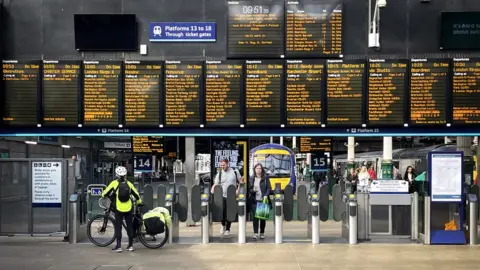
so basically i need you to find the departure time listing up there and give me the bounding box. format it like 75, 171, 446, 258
2, 60, 40, 126
227, 1, 284, 58
165, 61, 202, 127
124, 61, 162, 127
286, 59, 323, 126
410, 59, 448, 125
368, 59, 407, 125
245, 60, 283, 126
326, 60, 365, 126
205, 60, 243, 126
453, 58, 480, 125
83, 61, 121, 126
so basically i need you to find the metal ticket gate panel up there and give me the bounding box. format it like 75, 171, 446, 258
143, 184, 154, 210
212, 186, 223, 222
226, 185, 237, 222
297, 185, 308, 222
332, 184, 343, 222
191, 185, 201, 223
471, 185, 480, 221
177, 185, 188, 223
157, 184, 166, 208
319, 185, 329, 222
283, 185, 294, 222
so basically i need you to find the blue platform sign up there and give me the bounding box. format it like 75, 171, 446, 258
311, 152, 329, 172
149, 22, 216, 42
90, 188, 103, 196
134, 155, 153, 172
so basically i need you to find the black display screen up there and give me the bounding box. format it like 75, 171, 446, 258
2, 60, 40, 127
286, 59, 324, 126
83, 61, 122, 127
440, 12, 480, 50
164, 61, 203, 127
227, 0, 284, 58
124, 61, 162, 127
452, 58, 480, 125
326, 59, 365, 126
409, 58, 449, 125
367, 59, 407, 126
205, 60, 243, 127
245, 60, 284, 127
42, 60, 81, 127
74, 14, 137, 51
285, 0, 343, 58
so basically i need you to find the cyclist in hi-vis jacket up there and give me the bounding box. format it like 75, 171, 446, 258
102, 166, 142, 252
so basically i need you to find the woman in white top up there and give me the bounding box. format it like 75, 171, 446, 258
357, 166, 371, 191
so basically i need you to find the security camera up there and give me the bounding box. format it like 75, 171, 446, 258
377, 0, 387, 8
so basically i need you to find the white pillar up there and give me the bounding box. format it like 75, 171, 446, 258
280, 136, 284, 146
456, 137, 473, 156
383, 137, 393, 161
292, 136, 297, 149
270, 137, 273, 144
347, 137, 355, 163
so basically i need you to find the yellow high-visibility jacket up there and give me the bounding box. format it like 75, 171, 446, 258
102, 179, 141, 213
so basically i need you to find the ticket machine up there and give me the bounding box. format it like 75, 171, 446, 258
274, 183, 283, 244
237, 183, 247, 244
309, 184, 320, 244
165, 183, 178, 244
201, 183, 211, 244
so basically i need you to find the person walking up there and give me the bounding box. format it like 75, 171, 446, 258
248, 163, 271, 240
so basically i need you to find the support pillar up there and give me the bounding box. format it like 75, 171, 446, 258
292, 136, 297, 149
185, 137, 197, 226
382, 137, 393, 179
280, 136, 284, 146
270, 137, 274, 144
457, 137, 474, 185
347, 137, 355, 172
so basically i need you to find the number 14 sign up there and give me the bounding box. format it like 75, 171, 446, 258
311, 152, 329, 172
134, 155, 153, 172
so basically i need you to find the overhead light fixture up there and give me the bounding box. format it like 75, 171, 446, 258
61, 145, 71, 148
377, 0, 387, 8
25, 141, 37, 145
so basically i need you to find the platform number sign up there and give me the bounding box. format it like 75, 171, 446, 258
134, 155, 153, 172
311, 152, 328, 172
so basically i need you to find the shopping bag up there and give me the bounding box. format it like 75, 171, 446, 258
255, 197, 270, 220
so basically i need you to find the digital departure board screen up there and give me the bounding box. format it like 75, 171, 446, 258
299, 137, 331, 153
205, 60, 243, 127
410, 59, 449, 125
42, 60, 81, 127
452, 58, 480, 125
83, 61, 121, 127
164, 61, 203, 127
367, 59, 407, 126
245, 60, 283, 126
285, 0, 343, 58
227, 0, 284, 58
124, 61, 162, 127
326, 60, 365, 126
2, 60, 40, 126
133, 136, 164, 153
286, 60, 324, 126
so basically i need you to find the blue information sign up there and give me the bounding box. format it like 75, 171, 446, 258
311, 152, 329, 172
149, 22, 216, 42
134, 155, 153, 172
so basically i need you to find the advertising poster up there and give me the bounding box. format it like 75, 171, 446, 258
211, 140, 247, 180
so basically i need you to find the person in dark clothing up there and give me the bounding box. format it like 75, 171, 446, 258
248, 163, 271, 240
404, 166, 417, 193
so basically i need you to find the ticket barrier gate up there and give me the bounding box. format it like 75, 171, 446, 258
341, 191, 358, 245
237, 183, 247, 244
274, 184, 284, 244
156, 183, 188, 244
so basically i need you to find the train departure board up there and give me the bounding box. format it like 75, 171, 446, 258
2, 60, 40, 126
164, 61, 203, 127
227, 0, 285, 58
205, 60, 243, 127
42, 60, 81, 127
326, 60, 365, 126
286, 60, 324, 126
452, 58, 480, 125
83, 61, 121, 127
367, 59, 407, 126
133, 136, 164, 153
299, 137, 331, 153
286, 0, 343, 58
124, 61, 162, 127
245, 60, 284, 126
410, 59, 449, 125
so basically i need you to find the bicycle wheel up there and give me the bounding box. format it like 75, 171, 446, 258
138, 224, 169, 249
87, 214, 116, 247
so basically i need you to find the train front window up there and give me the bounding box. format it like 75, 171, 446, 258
255, 154, 291, 177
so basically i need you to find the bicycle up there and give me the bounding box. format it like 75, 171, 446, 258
86, 197, 169, 249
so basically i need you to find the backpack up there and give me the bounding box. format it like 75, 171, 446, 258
143, 210, 166, 235
117, 181, 131, 203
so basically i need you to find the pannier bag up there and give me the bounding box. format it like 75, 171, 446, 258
142, 207, 172, 235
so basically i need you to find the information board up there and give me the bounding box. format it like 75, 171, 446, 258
367, 59, 407, 126
410, 59, 449, 125
83, 61, 121, 127
227, 0, 285, 58
326, 59, 365, 126
245, 60, 284, 126
32, 161, 62, 207
440, 12, 480, 50
299, 137, 331, 153
285, 0, 343, 58
2, 60, 40, 126
452, 58, 480, 125
124, 61, 162, 127
132, 136, 164, 153
429, 152, 463, 202
42, 60, 81, 127
286, 60, 324, 126
205, 60, 243, 127
164, 60, 203, 127
370, 180, 409, 194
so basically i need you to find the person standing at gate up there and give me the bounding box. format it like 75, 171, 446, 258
248, 163, 271, 240
211, 158, 243, 237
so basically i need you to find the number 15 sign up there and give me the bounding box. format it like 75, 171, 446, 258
311, 152, 329, 172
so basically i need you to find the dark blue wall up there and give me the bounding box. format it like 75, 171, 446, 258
2, 0, 480, 60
